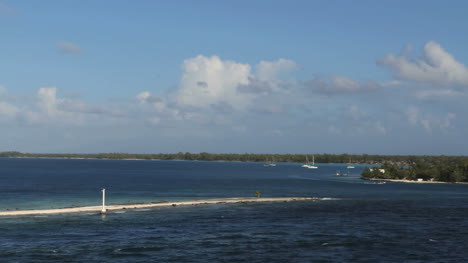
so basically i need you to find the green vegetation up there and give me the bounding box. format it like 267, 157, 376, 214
0, 151, 449, 164
254, 190, 261, 198
361, 158, 468, 183
2, 151, 468, 183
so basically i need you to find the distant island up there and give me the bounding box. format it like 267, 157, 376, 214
361, 160, 468, 183
0, 151, 454, 165
2, 151, 468, 183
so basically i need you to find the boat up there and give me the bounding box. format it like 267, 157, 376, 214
301, 155, 311, 168
346, 158, 355, 169
264, 158, 276, 167
364, 181, 386, 184
307, 155, 318, 169
333, 170, 347, 176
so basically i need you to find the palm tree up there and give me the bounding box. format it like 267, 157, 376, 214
254, 190, 261, 198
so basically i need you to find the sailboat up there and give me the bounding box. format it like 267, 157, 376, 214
307, 155, 318, 169
264, 157, 276, 167
346, 158, 355, 169
301, 155, 311, 168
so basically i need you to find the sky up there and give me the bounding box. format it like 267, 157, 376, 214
1, 0, 468, 155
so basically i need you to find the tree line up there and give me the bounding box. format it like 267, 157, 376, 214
2, 151, 468, 166
361, 158, 468, 183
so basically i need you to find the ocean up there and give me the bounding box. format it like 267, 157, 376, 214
1, 158, 467, 262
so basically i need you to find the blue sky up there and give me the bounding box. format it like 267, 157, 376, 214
1, 0, 468, 155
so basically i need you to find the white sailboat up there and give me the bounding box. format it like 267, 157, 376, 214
346, 158, 355, 169
264, 158, 276, 167
307, 155, 318, 169
301, 155, 311, 168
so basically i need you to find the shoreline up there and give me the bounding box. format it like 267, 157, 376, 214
0, 197, 318, 217
366, 178, 468, 185
3, 156, 374, 165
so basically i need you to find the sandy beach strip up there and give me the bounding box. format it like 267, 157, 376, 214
0, 197, 318, 217
366, 178, 468, 184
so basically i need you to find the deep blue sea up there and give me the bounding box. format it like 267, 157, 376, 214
1, 158, 467, 262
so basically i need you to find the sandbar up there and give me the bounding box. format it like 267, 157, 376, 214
0, 197, 318, 217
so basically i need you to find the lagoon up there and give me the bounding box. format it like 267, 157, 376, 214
1, 158, 467, 262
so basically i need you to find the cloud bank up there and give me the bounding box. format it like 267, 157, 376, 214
2, 41, 468, 154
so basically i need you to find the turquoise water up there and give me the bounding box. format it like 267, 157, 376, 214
1, 158, 468, 262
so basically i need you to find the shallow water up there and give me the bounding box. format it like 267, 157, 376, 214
1, 158, 467, 262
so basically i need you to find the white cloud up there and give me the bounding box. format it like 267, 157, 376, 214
37, 87, 58, 117
137, 91, 166, 112
137, 92, 151, 104
256, 58, 297, 81
58, 41, 83, 54
378, 41, 468, 86
0, 101, 18, 118
137, 55, 387, 134
176, 55, 252, 109
173, 56, 299, 111
1, 86, 127, 126
405, 107, 456, 132
332, 76, 361, 91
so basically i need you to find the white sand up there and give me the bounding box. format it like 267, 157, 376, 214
367, 178, 468, 184
0, 197, 317, 217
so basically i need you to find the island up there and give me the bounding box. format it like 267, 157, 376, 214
361, 160, 468, 183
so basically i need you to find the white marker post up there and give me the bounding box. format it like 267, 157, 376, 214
101, 188, 107, 214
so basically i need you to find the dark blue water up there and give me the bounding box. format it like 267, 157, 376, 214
1, 158, 467, 262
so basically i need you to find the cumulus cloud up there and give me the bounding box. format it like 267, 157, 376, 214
137, 91, 165, 112
58, 41, 83, 54
176, 55, 252, 109
137, 55, 387, 131
237, 77, 273, 94
378, 41, 468, 86
174, 55, 301, 110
